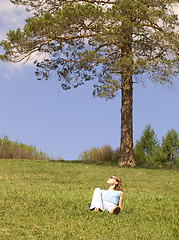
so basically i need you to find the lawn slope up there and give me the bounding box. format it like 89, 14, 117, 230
0, 159, 178, 240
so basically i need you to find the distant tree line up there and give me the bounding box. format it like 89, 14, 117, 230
0, 136, 49, 160
79, 125, 179, 167
1, 126, 178, 167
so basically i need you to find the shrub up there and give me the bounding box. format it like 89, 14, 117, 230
0, 135, 49, 160
78, 145, 119, 164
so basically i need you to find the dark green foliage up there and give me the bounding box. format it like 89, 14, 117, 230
161, 129, 179, 165
134, 125, 179, 166
134, 124, 158, 163
0, 135, 49, 160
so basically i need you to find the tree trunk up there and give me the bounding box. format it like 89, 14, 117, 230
118, 19, 136, 167
119, 76, 135, 167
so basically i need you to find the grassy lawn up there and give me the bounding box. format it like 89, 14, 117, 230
0, 159, 178, 240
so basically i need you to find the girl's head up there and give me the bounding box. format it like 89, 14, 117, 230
107, 175, 123, 191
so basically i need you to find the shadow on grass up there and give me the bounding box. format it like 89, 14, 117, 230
50, 159, 179, 170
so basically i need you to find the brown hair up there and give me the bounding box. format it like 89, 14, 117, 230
113, 175, 123, 191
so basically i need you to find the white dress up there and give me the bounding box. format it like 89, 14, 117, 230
90, 187, 122, 212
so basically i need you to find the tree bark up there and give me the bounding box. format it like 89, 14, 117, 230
119, 76, 135, 167
118, 19, 136, 167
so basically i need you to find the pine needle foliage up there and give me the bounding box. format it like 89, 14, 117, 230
1, 0, 178, 91
134, 125, 179, 166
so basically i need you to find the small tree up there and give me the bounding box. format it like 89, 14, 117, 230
161, 129, 179, 164
134, 124, 158, 163
135, 126, 179, 165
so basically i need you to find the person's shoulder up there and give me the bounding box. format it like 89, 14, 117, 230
101, 189, 107, 193
120, 191, 124, 196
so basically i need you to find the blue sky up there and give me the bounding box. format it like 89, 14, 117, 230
0, 1, 179, 160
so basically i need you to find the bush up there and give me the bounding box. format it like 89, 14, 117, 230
78, 145, 119, 164
0, 135, 49, 160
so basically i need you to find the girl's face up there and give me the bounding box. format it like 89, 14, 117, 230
107, 176, 118, 186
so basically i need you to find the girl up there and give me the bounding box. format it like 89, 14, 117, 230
90, 175, 124, 215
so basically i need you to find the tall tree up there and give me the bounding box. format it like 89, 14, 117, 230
0, 0, 179, 166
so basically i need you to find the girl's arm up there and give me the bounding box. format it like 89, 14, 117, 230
118, 192, 124, 210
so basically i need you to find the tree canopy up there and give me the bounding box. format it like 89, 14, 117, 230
0, 0, 179, 166
1, 1, 178, 96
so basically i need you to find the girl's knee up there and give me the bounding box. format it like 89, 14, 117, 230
94, 187, 101, 193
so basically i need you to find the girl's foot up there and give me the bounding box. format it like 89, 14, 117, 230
94, 208, 100, 212
110, 206, 121, 215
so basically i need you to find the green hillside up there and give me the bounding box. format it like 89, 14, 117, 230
0, 159, 178, 240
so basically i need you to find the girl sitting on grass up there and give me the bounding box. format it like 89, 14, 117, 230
90, 175, 124, 215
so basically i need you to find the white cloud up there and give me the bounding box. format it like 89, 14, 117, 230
0, 0, 31, 41
174, 3, 179, 15
0, 1, 44, 70
0, 62, 23, 80
0, 1, 31, 72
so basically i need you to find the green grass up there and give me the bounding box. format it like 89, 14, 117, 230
0, 159, 178, 240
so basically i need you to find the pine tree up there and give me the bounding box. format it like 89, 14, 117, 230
134, 124, 158, 163
1, 0, 179, 166
161, 129, 179, 164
